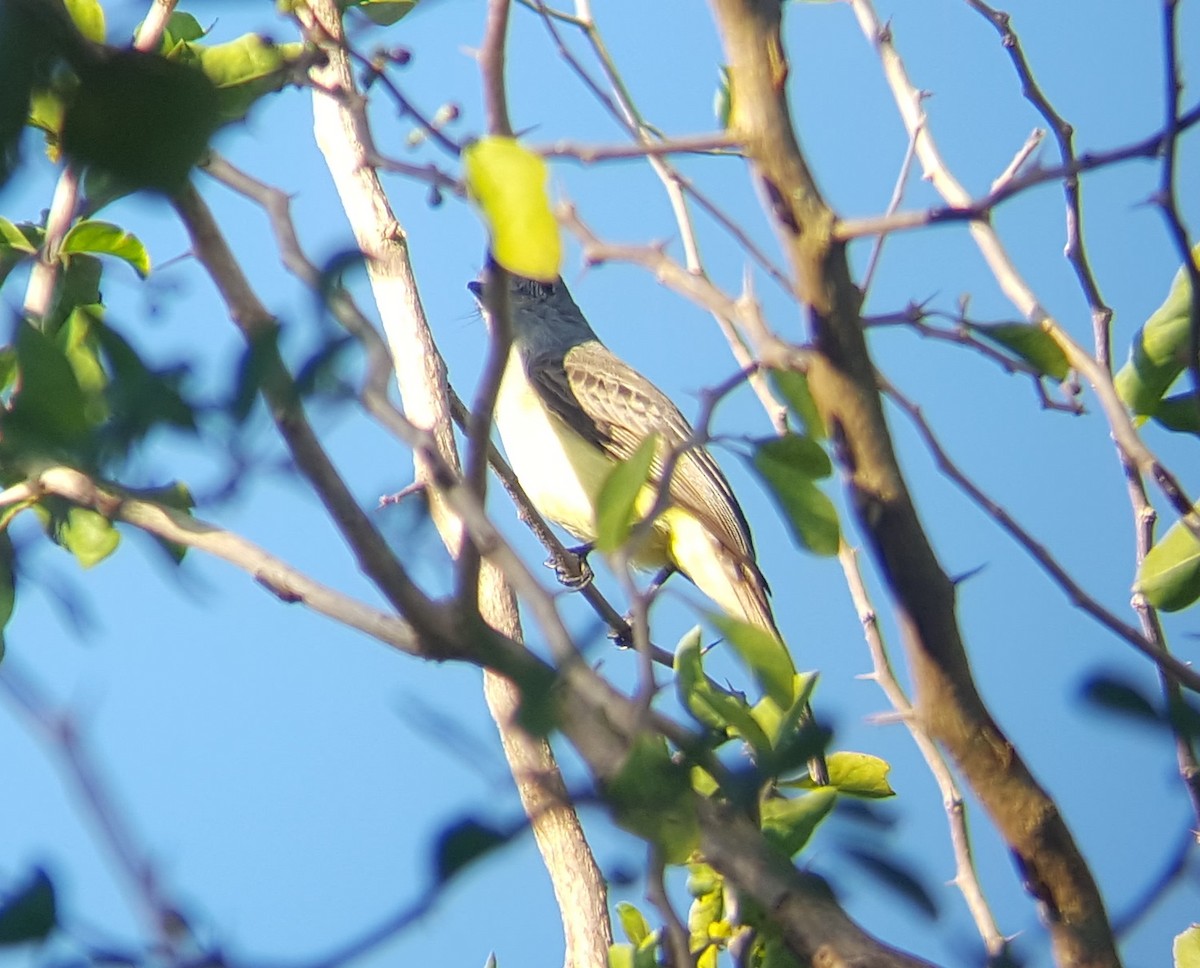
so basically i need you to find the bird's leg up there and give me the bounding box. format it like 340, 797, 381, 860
544, 542, 595, 589
644, 564, 677, 600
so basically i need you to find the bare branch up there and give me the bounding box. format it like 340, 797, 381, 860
839, 544, 1008, 958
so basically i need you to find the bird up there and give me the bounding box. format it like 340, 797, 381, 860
468, 266, 782, 641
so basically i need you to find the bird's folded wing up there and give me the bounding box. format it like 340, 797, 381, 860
526, 341, 760, 571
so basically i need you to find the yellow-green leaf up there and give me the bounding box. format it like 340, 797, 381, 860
60, 506, 120, 569
64, 0, 105, 43
971, 321, 1070, 380
770, 368, 824, 440
193, 35, 307, 123
749, 434, 840, 556
464, 136, 561, 282
1116, 244, 1200, 417
61, 220, 151, 277
605, 734, 698, 864
616, 902, 651, 946
759, 788, 836, 857
1136, 514, 1200, 611
595, 434, 658, 554
1175, 924, 1200, 968
707, 612, 796, 709
674, 626, 772, 754
786, 751, 895, 798
348, 0, 420, 25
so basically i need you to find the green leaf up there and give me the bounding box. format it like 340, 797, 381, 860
63, 0, 105, 42
191, 35, 307, 124
59, 308, 108, 425
616, 902, 651, 946
797, 751, 894, 798
62, 50, 221, 194
1135, 514, 1200, 611
347, 0, 420, 25
595, 434, 658, 554
707, 611, 796, 709
1175, 924, 1200, 968
749, 434, 840, 556
1153, 393, 1200, 435
971, 321, 1070, 380
157, 12, 208, 48
433, 817, 515, 884
0, 219, 42, 289
60, 506, 120, 568
759, 787, 836, 857
0, 217, 38, 255
749, 671, 817, 743
674, 626, 772, 755
4, 320, 92, 449
61, 220, 150, 277
0, 868, 56, 946
94, 322, 197, 447
123, 481, 195, 563
48, 253, 103, 331
605, 734, 698, 864
770, 368, 824, 439
1116, 245, 1200, 418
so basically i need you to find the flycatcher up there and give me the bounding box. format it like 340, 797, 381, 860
469, 267, 782, 640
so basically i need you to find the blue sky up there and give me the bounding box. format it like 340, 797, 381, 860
2, 1, 1198, 966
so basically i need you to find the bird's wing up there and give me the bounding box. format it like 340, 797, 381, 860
525, 340, 760, 571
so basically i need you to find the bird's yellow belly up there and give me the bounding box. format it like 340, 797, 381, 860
495, 356, 671, 569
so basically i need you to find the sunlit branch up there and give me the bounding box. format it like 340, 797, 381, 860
961, 0, 1113, 369
838, 543, 1008, 958
558, 203, 810, 376
864, 304, 1084, 412
522, 0, 796, 428
0, 468, 429, 657
848, 0, 1200, 549
833, 100, 1200, 244
533, 131, 740, 162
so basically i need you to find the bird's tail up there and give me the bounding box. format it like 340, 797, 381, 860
723, 558, 782, 642
665, 511, 782, 640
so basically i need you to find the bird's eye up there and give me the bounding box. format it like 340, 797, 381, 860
515, 277, 556, 299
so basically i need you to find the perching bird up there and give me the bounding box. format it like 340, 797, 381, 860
469, 267, 781, 640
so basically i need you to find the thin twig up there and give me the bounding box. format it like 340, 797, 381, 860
0, 661, 189, 958
838, 543, 1007, 957
647, 846, 694, 968
859, 111, 921, 300
882, 380, 1200, 693
849, 0, 1200, 548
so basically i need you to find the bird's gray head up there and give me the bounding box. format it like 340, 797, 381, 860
467, 269, 597, 354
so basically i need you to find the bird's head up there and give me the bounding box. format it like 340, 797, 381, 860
467, 266, 596, 350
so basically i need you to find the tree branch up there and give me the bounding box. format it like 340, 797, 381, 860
712, 1, 1120, 963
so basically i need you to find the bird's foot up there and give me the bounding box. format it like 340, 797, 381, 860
545, 543, 594, 589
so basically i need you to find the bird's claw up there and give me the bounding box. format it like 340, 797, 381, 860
545, 543, 594, 589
